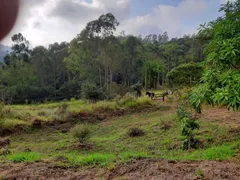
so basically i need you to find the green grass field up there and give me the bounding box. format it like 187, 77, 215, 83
1, 97, 240, 168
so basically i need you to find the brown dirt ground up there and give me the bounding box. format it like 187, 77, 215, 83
1, 159, 240, 180
201, 107, 240, 128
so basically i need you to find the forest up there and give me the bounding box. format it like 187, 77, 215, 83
0, 13, 205, 104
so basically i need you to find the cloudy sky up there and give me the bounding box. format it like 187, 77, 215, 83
1, 0, 232, 47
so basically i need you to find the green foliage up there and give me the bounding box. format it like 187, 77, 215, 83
0, 12, 205, 103
70, 124, 91, 143
176, 105, 191, 120
177, 105, 200, 150
191, 1, 240, 112
181, 117, 199, 137
167, 62, 203, 87
81, 82, 105, 102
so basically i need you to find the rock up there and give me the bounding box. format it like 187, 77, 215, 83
0, 138, 10, 148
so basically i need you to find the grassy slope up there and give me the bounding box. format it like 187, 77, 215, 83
1, 100, 240, 167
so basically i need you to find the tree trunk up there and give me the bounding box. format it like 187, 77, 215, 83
99, 67, 102, 88
145, 68, 147, 90
162, 70, 164, 86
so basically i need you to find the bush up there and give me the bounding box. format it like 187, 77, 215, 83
177, 105, 200, 150
128, 127, 145, 137
57, 103, 69, 114
71, 124, 91, 143
118, 93, 136, 106
81, 82, 106, 102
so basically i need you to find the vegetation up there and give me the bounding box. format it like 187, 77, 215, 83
0, 12, 205, 104
127, 127, 145, 137
190, 1, 240, 112
70, 124, 91, 143
0, 1, 240, 178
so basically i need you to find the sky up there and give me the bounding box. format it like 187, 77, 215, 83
0, 0, 233, 47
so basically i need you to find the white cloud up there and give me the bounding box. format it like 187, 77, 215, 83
120, 0, 209, 37
0, 0, 223, 47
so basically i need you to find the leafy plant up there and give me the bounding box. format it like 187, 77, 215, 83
71, 124, 91, 143
192, 1, 240, 112
177, 105, 200, 150
81, 82, 106, 102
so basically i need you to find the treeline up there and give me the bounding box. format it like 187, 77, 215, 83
0, 13, 205, 104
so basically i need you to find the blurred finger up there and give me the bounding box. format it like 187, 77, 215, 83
0, 0, 19, 40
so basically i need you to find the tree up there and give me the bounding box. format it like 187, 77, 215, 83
167, 62, 203, 87
189, 0, 240, 112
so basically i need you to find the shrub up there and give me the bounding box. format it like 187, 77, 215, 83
177, 105, 200, 150
57, 103, 69, 114
81, 82, 106, 102
128, 127, 145, 137
118, 93, 136, 107
71, 124, 91, 143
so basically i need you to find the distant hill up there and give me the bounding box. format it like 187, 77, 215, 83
0, 44, 11, 62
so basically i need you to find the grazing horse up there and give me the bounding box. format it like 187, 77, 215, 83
146, 92, 155, 99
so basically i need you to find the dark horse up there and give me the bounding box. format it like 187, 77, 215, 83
146, 92, 155, 99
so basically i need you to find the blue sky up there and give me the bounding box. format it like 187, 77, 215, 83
1, 0, 230, 46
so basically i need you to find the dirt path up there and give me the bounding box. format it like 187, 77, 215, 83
1, 159, 240, 180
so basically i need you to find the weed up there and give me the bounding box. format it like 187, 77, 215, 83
128, 127, 145, 137
71, 124, 91, 143
195, 168, 204, 178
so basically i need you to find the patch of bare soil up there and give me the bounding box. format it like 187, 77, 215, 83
1, 159, 240, 180
201, 107, 240, 128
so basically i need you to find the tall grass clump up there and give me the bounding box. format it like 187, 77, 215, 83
64, 153, 116, 167
5, 152, 41, 163
70, 124, 91, 143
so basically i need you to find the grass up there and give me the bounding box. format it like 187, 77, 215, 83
120, 151, 149, 161
56, 153, 116, 167
1, 96, 155, 131
1, 97, 240, 168
4, 152, 42, 163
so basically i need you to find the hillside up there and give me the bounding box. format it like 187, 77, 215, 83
0, 96, 240, 179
